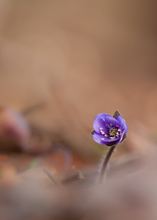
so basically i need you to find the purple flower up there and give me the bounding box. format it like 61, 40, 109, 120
92, 111, 128, 146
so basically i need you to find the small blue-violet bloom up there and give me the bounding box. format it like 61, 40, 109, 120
92, 111, 128, 146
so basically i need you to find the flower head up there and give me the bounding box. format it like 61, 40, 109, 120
92, 111, 128, 146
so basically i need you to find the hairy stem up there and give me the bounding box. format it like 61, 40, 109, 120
99, 145, 116, 183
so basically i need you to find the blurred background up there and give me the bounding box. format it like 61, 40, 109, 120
0, 0, 156, 166
0, 0, 157, 219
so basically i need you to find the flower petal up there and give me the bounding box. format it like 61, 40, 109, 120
119, 130, 126, 143
92, 131, 120, 146
115, 114, 128, 133
93, 113, 119, 134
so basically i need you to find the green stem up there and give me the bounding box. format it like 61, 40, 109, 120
99, 145, 116, 183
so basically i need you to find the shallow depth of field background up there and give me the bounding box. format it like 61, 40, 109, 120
0, 0, 157, 172
0, 1, 156, 219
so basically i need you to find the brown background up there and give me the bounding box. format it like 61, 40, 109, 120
0, 0, 156, 154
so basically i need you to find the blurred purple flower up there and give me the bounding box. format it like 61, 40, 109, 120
92, 111, 128, 146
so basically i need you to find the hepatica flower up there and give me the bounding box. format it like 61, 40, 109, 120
92, 111, 128, 146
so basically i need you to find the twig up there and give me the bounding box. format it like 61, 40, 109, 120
43, 168, 58, 185
21, 102, 46, 116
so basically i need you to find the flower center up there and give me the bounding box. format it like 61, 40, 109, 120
109, 128, 120, 138
99, 126, 121, 139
